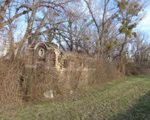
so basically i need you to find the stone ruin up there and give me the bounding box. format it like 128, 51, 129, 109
24, 41, 63, 71
3, 40, 63, 71
2, 40, 93, 99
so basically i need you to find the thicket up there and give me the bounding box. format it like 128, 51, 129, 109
0, 54, 121, 112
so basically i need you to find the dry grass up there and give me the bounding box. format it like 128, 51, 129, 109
58, 53, 121, 94
125, 62, 150, 75
1, 75, 150, 120
0, 53, 121, 112
0, 59, 23, 112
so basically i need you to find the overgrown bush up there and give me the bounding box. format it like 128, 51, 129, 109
0, 59, 23, 112
125, 62, 150, 75
58, 54, 121, 93
0, 53, 121, 112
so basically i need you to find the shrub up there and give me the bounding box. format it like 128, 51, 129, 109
125, 62, 150, 75
58, 53, 121, 93
0, 59, 23, 112
0, 53, 121, 112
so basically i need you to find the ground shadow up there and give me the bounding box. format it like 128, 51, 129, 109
110, 92, 150, 120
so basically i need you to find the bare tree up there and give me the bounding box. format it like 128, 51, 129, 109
83, 0, 118, 57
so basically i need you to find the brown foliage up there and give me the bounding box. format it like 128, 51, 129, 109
0, 59, 23, 112
58, 53, 121, 93
0, 53, 121, 112
125, 62, 150, 75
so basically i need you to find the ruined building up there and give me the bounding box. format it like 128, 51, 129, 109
3, 39, 63, 71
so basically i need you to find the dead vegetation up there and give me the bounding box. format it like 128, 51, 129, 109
125, 62, 150, 75
0, 0, 149, 118
0, 59, 23, 112
0, 53, 121, 112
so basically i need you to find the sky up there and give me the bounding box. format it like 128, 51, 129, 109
6, 1, 150, 43
0, 0, 150, 56
136, 6, 150, 41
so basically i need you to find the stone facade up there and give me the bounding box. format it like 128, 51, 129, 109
3, 40, 63, 71
25, 42, 62, 71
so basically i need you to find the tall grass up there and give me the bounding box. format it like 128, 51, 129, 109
0, 53, 121, 112
58, 53, 121, 93
0, 59, 23, 112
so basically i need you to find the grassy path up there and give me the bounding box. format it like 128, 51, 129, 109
1, 75, 150, 120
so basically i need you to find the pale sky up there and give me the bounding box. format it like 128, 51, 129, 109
13, 2, 150, 42
136, 6, 150, 41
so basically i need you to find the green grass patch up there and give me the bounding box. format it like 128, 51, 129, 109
1, 75, 150, 120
